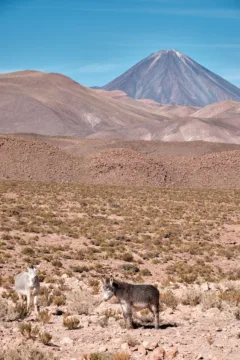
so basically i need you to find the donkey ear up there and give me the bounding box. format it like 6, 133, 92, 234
100, 277, 105, 284
110, 276, 114, 286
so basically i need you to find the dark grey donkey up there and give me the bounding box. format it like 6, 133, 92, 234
14, 266, 40, 313
102, 277, 160, 329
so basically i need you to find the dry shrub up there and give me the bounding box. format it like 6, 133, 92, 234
12, 302, 29, 320
160, 290, 178, 310
52, 260, 63, 268
0, 298, 28, 321
234, 308, 240, 320
0, 297, 9, 321
39, 331, 52, 345
88, 279, 100, 294
113, 354, 130, 360
121, 264, 140, 273
71, 265, 89, 273
2, 289, 18, 303
87, 354, 105, 360
179, 272, 198, 284
103, 309, 121, 320
63, 315, 80, 330
37, 271, 47, 283
181, 288, 202, 306
44, 276, 57, 284
19, 322, 39, 340
141, 268, 152, 276
219, 290, 240, 306
21, 247, 35, 256
39, 286, 53, 306
53, 295, 66, 307
38, 310, 51, 325
68, 290, 100, 315
201, 292, 222, 311
121, 253, 134, 262
220, 280, 239, 292
0, 344, 59, 360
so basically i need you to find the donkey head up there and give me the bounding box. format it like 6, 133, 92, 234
102, 277, 119, 301
27, 266, 38, 289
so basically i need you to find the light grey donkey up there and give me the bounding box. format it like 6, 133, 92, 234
102, 277, 160, 329
14, 266, 40, 313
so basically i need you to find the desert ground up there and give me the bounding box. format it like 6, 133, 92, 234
0, 175, 240, 359
1, 134, 240, 189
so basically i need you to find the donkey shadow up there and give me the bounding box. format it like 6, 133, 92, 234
133, 320, 178, 330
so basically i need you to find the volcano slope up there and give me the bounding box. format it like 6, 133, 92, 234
103, 49, 240, 106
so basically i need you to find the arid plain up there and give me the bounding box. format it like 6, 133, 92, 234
0, 136, 240, 360
0, 71, 240, 360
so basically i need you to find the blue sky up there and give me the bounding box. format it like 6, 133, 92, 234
0, 0, 240, 87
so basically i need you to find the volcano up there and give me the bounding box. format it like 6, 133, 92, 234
103, 49, 240, 107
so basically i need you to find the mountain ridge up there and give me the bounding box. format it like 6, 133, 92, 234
0, 70, 240, 144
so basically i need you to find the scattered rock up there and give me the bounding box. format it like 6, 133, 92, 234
138, 344, 147, 355
166, 349, 179, 359
142, 341, 158, 350
148, 342, 159, 351
200, 283, 210, 292
61, 337, 74, 346
143, 341, 150, 349
121, 342, 131, 353
98, 345, 107, 352
148, 346, 166, 360
206, 308, 221, 317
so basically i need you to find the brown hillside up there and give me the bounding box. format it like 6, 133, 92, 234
1, 70, 240, 143
0, 70, 170, 138
1, 134, 240, 189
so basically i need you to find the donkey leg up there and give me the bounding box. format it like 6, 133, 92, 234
121, 303, 133, 329
153, 305, 159, 329
149, 304, 159, 329
26, 293, 31, 312
121, 304, 128, 328
18, 293, 23, 305
125, 305, 133, 329
34, 295, 39, 313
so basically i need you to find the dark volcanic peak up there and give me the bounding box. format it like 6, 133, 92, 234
103, 49, 240, 107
